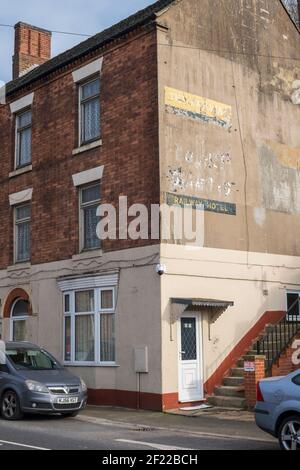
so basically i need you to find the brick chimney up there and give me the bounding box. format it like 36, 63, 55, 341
13, 22, 52, 79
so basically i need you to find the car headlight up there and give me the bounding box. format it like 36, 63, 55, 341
26, 380, 49, 394
80, 379, 87, 392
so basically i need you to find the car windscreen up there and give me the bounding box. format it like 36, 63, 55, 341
6, 348, 62, 370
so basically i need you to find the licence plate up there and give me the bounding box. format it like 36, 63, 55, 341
55, 397, 79, 404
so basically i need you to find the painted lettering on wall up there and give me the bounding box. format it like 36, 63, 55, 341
167, 144, 235, 198
165, 87, 232, 131
166, 192, 237, 216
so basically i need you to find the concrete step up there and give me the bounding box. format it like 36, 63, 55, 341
223, 376, 244, 387
215, 386, 245, 398
207, 395, 246, 409
231, 367, 244, 377
243, 350, 258, 358
236, 359, 245, 368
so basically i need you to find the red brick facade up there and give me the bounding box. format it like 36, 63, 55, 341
0, 25, 160, 270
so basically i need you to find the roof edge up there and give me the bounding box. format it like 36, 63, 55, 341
6, 0, 176, 97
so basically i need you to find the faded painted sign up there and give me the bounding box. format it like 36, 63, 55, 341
265, 140, 300, 170
166, 192, 236, 216
259, 143, 300, 214
165, 87, 232, 130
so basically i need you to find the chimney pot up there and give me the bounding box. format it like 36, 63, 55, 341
13, 22, 52, 80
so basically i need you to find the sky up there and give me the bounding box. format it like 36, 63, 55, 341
0, 0, 155, 83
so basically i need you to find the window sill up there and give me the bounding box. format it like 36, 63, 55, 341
9, 165, 32, 178
72, 249, 103, 262
72, 139, 102, 156
64, 363, 120, 368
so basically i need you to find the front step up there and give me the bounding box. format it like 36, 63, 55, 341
224, 376, 244, 387
207, 395, 246, 409
231, 367, 244, 377
215, 386, 244, 397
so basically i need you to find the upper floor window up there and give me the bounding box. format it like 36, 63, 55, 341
15, 204, 31, 263
15, 109, 32, 168
79, 78, 100, 145
80, 184, 101, 251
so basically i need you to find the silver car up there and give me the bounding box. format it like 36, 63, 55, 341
0, 341, 87, 420
255, 370, 300, 450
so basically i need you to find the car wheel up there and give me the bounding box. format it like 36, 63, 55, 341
1, 390, 23, 421
279, 415, 300, 451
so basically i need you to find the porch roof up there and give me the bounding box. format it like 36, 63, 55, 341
170, 298, 234, 333
171, 298, 234, 309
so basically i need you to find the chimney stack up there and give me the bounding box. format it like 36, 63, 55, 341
13, 22, 52, 80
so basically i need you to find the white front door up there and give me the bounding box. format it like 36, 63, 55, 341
178, 315, 203, 403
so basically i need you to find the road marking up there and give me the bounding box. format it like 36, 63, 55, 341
116, 439, 192, 451
0, 440, 50, 450
76, 415, 275, 444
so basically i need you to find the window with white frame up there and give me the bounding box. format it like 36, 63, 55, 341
63, 288, 115, 364
79, 77, 100, 145
14, 204, 31, 263
15, 109, 32, 168
80, 183, 101, 251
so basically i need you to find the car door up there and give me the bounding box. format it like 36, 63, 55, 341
0, 362, 11, 394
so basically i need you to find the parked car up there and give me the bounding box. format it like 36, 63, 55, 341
0, 341, 87, 420
255, 370, 300, 450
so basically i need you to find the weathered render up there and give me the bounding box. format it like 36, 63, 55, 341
156, 0, 300, 404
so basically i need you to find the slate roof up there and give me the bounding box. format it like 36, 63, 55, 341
6, 0, 176, 96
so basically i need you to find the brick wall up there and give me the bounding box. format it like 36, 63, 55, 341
244, 356, 266, 408
272, 334, 300, 376
13, 23, 51, 78
0, 26, 160, 269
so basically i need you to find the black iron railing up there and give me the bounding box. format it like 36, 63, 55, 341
255, 298, 300, 373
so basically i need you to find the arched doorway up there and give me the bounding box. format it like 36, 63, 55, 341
10, 299, 30, 341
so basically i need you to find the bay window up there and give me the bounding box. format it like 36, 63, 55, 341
63, 287, 115, 365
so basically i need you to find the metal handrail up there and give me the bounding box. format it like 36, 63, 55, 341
255, 298, 300, 373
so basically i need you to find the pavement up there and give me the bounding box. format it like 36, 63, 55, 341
0, 406, 280, 451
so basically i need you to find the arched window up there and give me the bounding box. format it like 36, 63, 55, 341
10, 299, 29, 342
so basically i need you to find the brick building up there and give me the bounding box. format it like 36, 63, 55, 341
0, 0, 299, 410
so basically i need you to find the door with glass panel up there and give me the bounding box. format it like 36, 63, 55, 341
178, 315, 203, 403
10, 299, 29, 341
287, 292, 300, 322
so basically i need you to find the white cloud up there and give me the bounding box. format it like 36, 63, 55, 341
0, 0, 154, 82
